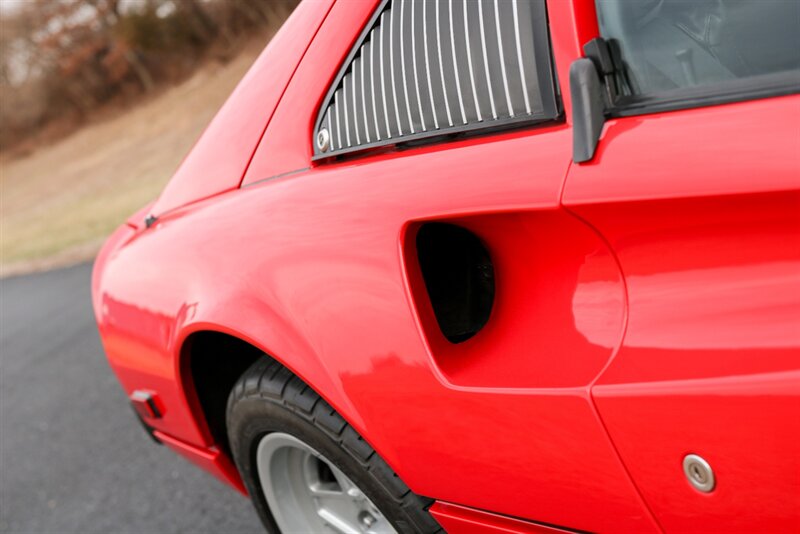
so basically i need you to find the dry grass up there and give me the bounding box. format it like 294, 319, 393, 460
0, 39, 265, 277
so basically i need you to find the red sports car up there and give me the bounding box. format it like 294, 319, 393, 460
92, 0, 800, 532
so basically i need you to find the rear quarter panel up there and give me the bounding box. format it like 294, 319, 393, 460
94, 125, 659, 532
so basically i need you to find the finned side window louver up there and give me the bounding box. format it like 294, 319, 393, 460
314, 0, 559, 158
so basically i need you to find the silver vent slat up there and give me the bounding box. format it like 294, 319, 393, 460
422, 0, 439, 129
478, 0, 498, 119
451, 0, 468, 124
435, 0, 454, 127
463, 0, 481, 123
410, 0, 427, 132
334, 91, 342, 149
512, 0, 532, 114
360, 49, 371, 143
351, 57, 360, 145
378, 13, 393, 138
369, 34, 382, 141
389, 5, 403, 135
494, 0, 514, 117
314, 0, 555, 157
383, 11, 393, 137
326, 109, 333, 150
399, 0, 416, 133
342, 77, 351, 147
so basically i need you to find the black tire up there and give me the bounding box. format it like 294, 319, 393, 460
226, 356, 442, 534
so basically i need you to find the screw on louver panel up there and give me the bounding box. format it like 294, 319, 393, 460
314, 0, 558, 158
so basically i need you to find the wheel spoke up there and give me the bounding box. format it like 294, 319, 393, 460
308, 483, 349, 498
316, 495, 361, 534
305, 454, 352, 498
329, 463, 360, 497
365, 516, 397, 534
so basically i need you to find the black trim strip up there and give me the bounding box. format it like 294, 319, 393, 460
608, 71, 800, 117
242, 167, 310, 189
132, 408, 162, 444
322, 113, 560, 160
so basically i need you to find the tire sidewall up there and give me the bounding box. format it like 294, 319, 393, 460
228, 397, 413, 534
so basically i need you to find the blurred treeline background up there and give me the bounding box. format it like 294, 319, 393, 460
1, 1, 297, 275
0, 0, 298, 153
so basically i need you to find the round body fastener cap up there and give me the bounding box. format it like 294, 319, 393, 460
317, 128, 330, 152
683, 454, 715, 493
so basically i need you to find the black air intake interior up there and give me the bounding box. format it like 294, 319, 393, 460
416, 223, 494, 343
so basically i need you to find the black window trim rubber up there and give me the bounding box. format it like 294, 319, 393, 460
607, 66, 800, 118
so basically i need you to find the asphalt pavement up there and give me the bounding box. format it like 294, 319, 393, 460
0, 263, 263, 534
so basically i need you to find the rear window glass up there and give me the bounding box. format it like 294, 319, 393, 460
595, 0, 800, 97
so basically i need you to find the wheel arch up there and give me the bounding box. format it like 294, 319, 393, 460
176, 321, 366, 465
179, 330, 262, 457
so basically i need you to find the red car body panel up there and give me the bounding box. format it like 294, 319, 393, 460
153, 429, 246, 494
149, 0, 333, 216
564, 96, 800, 532
243, 0, 377, 185
92, 0, 800, 532
428, 502, 576, 534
